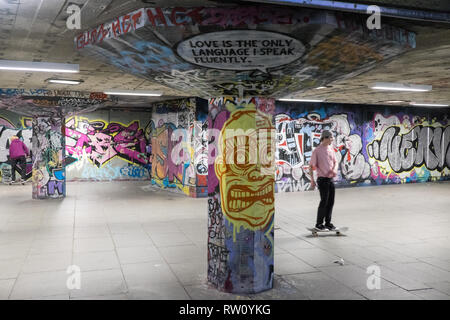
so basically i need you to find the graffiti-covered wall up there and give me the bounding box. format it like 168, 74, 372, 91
5, 99, 447, 194
65, 109, 152, 181
275, 102, 450, 192
0, 108, 153, 183
1, 100, 211, 194
150, 97, 208, 197
0, 110, 33, 183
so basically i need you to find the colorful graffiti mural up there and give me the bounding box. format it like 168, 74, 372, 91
32, 117, 65, 199
275, 111, 370, 191
215, 109, 274, 232
3, 99, 448, 194
1, 109, 155, 183
1, 103, 212, 189
367, 114, 450, 184
207, 97, 275, 293
150, 98, 208, 197
274, 103, 450, 192
64, 113, 152, 181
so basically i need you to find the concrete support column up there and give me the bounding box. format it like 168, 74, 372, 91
207, 97, 275, 293
32, 116, 66, 199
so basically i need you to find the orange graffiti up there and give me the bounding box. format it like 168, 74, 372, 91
152, 127, 168, 179
215, 108, 275, 232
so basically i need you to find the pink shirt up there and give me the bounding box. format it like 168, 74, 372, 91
9, 139, 29, 159
310, 144, 337, 178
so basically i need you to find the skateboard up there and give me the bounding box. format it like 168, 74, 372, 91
306, 226, 348, 237
7, 180, 27, 185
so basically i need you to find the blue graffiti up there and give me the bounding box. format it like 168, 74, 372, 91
48, 180, 65, 196
120, 165, 147, 178
81, 163, 150, 181
111, 41, 191, 74
0, 88, 50, 96
53, 169, 65, 181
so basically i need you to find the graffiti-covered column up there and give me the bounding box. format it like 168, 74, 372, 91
32, 116, 66, 199
207, 97, 275, 293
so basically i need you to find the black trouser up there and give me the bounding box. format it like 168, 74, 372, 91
316, 177, 335, 226
10, 156, 27, 181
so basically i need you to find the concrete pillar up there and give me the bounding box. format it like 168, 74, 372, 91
207, 97, 275, 293
32, 116, 66, 199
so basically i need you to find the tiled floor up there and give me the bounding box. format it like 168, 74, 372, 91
0, 181, 449, 300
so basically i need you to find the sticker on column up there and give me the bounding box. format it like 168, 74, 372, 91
1, 164, 12, 184
176, 30, 305, 73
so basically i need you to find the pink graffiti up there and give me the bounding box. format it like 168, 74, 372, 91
167, 126, 184, 182
65, 127, 92, 156
65, 118, 149, 167
110, 121, 148, 165
207, 110, 230, 194
90, 132, 117, 166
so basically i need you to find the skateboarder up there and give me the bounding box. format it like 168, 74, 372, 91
8, 135, 30, 184
309, 130, 338, 231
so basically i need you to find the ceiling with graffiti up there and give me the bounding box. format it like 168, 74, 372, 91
76, 5, 417, 99
0, 89, 109, 117
0, 0, 449, 105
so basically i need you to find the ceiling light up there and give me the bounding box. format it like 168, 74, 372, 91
278, 98, 324, 102
0, 60, 79, 73
48, 79, 83, 85
386, 100, 407, 103
410, 102, 449, 107
103, 90, 162, 97
370, 82, 431, 92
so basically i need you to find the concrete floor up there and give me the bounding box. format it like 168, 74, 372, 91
0, 181, 449, 300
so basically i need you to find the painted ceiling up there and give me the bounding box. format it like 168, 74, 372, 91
76, 5, 416, 99
0, 0, 449, 107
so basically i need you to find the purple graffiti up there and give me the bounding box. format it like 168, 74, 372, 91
207, 109, 229, 194
65, 117, 150, 167
48, 180, 64, 195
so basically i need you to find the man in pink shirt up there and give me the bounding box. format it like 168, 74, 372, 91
309, 130, 338, 231
8, 135, 30, 184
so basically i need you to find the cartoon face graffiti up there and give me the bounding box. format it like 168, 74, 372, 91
214, 109, 275, 231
